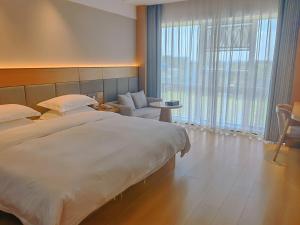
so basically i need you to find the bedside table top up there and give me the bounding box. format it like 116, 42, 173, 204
98, 107, 120, 113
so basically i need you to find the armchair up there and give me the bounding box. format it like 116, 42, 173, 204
273, 104, 300, 161
108, 97, 162, 120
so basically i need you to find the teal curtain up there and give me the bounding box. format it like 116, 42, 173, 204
265, 0, 300, 141
147, 5, 162, 98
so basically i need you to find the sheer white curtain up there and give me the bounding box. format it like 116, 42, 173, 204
161, 0, 279, 135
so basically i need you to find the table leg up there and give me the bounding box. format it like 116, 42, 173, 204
160, 108, 172, 122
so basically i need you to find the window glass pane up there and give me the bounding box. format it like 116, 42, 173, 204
161, 16, 277, 135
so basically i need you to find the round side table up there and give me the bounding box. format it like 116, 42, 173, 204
150, 102, 182, 123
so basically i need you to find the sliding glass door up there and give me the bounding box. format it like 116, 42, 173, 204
161, 7, 278, 135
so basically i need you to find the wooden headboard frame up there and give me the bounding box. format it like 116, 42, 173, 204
0, 66, 139, 112
0, 67, 138, 88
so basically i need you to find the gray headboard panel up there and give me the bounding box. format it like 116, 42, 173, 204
129, 77, 138, 92
0, 75, 139, 108
56, 82, 80, 96
80, 79, 103, 97
25, 84, 56, 112
0, 86, 26, 105
117, 78, 129, 95
104, 79, 118, 102
102, 77, 139, 102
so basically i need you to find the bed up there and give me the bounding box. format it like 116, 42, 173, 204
0, 110, 190, 225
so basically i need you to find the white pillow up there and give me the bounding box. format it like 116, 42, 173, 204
0, 104, 41, 123
38, 94, 98, 113
0, 118, 34, 132
131, 90, 148, 109
118, 93, 135, 110
40, 106, 96, 120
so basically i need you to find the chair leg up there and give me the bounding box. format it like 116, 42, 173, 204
273, 120, 289, 162
273, 136, 285, 162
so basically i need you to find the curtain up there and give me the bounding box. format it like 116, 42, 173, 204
265, 0, 300, 141
147, 5, 162, 98
161, 0, 279, 136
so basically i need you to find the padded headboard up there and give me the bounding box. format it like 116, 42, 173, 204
0, 67, 139, 112
26, 84, 56, 112
103, 77, 138, 102
0, 86, 26, 105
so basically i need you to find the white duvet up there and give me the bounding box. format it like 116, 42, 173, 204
0, 111, 190, 225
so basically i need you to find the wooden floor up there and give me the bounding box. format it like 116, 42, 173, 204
1, 126, 300, 225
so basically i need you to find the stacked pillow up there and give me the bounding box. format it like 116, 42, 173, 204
38, 94, 98, 113
39, 106, 95, 120
0, 104, 41, 131
38, 94, 98, 120
118, 90, 148, 109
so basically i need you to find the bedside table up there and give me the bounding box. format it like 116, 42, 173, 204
98, 106, 120, 113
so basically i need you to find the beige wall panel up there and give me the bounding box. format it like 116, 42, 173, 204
79, 68, 102, 81
102, 67, 138, 79
0, 68, 79, 87
0, 0, 136, 68
0, 66, 138, 87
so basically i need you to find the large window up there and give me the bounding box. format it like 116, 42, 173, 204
161, 16, 277, 135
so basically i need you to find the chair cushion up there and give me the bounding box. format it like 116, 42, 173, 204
132, 107, 161, 119
131, 90, 147, 109
287, 126, 300, 138
118, 93, 135, 110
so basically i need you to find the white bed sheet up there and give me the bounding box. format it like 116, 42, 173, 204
0, 111, 190, 225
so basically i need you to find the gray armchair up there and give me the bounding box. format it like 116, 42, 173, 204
108, 97, 162, 120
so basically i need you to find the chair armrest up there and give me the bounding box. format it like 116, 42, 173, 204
147, 97, 162, 106
107, 102, 134, 116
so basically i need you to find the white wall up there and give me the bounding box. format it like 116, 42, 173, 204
69, 0, 137, 19
0, 0, 136, 68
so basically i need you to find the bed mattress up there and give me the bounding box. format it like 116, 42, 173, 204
0, 111, 190, 225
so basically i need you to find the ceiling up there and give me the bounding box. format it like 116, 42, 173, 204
69, 0, 137, 19
69, 0, 187, 19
